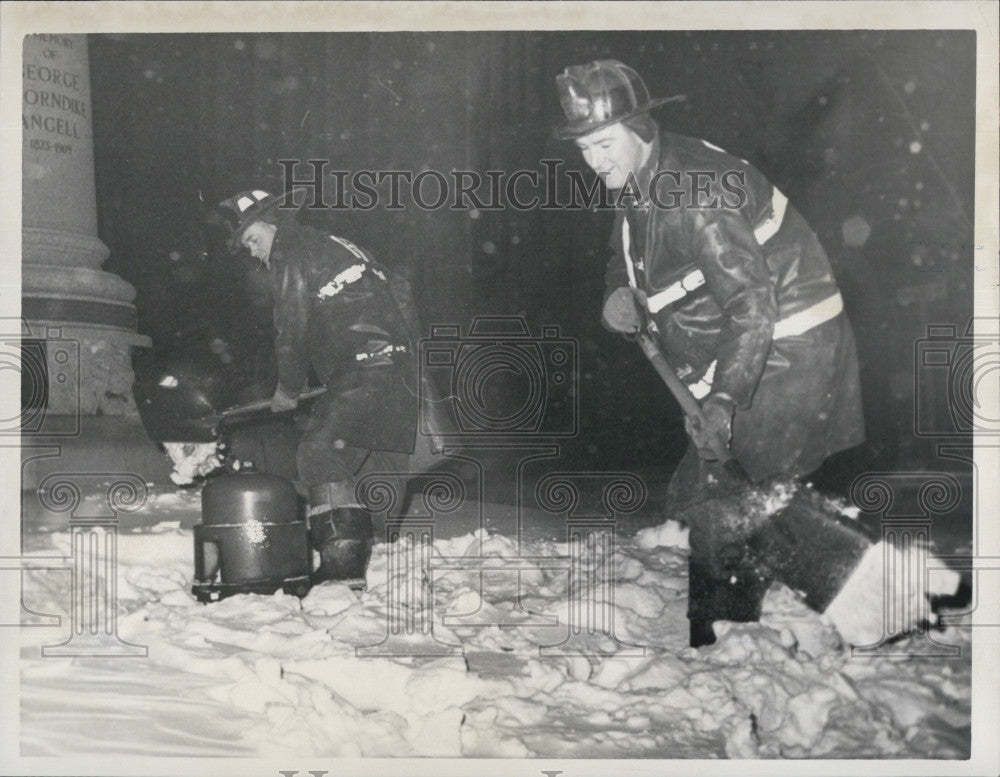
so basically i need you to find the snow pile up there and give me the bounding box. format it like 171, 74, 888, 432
162, 441, 223, 485
635, 519, 689, 550
19, 520, 970, 758
144, 488, 202, 513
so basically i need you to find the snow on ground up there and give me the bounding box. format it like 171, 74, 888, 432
19, 497, 971, 759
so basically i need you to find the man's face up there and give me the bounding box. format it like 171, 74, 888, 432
574, 122, 649, 191
241, 221, 277, 265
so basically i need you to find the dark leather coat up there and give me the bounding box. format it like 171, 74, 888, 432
268, 221, 418, 454
605, 130, 864, 481
606, 131, 844, 408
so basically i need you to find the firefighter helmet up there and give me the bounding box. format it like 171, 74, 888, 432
554, 60, 683, 141
219, 187, 312, 251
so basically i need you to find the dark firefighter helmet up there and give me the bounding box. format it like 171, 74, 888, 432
553, 59, 684, 141
218, 187, 314, 251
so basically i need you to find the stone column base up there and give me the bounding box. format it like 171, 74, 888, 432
22, 321, 151, 420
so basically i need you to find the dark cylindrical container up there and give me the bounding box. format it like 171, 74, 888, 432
193, 470, 310, 598
201, 470, 298, 526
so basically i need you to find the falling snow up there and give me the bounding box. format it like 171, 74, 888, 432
842, 215, 872, 248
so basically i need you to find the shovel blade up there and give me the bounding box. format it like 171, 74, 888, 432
747, 492, 876, 613
134, 381, 219, 443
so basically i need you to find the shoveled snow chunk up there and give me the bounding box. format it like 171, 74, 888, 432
635, 519, 689, 550
824, 541, 961, 646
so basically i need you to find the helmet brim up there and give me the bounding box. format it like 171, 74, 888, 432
226, 187, 311, 251
553, 94, 685, 141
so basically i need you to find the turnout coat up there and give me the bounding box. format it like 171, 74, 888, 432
605, 130, 864, 487
267, 221, 419, 455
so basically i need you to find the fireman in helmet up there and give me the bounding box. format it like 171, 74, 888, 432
553, 60, 865, 647
220, 189, 422, 584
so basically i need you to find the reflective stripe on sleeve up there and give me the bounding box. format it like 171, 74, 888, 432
683, 293, 844, 397
753, 187, 788, 245
317, 263, 366, 299
329, 234, 367, 262
645, 269, 706, 313
621, 217, 638, 289
319, 235, 388, 301
623, 188, 789, 314
772, 291, 843, 339
328, 234, 386, 279
697, 138, 786, 245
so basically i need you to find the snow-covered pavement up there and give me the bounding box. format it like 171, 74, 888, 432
18, 487, 971, 759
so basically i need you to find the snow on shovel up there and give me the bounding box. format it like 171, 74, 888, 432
635, 332, 960, 646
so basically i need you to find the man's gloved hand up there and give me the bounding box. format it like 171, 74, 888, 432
685, 394, 735, 460
270, 385, 299, 413
601, 286, 642, 333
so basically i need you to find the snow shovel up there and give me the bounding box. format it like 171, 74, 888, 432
135, 379, 326, 443
635, 333, 750, 482
634, 332, 879, 617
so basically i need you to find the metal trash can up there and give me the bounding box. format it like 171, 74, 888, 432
192, 468, 311, 602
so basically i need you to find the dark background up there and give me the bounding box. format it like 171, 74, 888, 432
88, 30, 977, 478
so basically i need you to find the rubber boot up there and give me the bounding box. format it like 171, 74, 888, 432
687, 547, 772, 648
308, 482, 374, 583
687, 556, 720, 647
717, 543, 772, 622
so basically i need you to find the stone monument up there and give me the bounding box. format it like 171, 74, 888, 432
21, 33, 148, 420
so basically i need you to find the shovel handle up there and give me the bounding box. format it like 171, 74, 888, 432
636, 333, 703, 418
219, 387, 327, 419
635, 332, 750, 483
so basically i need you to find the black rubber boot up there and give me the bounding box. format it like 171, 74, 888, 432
689, 618, 717, 648
309, 506, 374, 582
687, 548, 772, 648
307, 482, 374, 583
717, 543, 772, 623
688, 557, 720, 647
